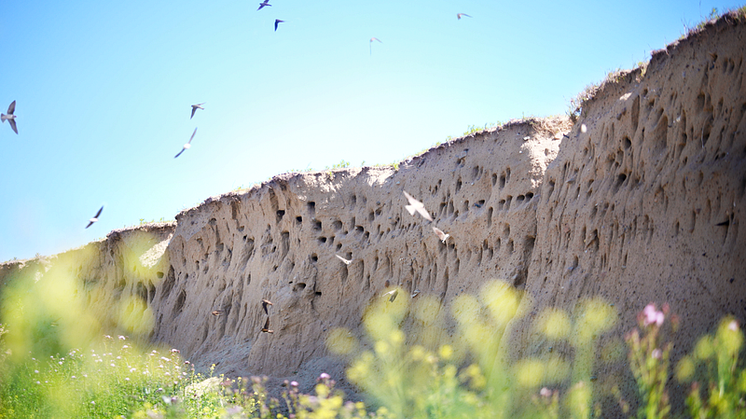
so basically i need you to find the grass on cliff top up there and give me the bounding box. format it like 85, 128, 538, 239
1, 244, 744, 419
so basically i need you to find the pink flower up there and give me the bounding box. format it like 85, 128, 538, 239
652, 349, 662, 359
729, 320, 739, 332
290, 381, 298, 387
319, 373, 330, 380
643, 304, 664, 326
540, 387, 552, 397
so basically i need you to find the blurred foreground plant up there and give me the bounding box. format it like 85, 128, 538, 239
676, 317, 746, 418
625, 303, 678, 419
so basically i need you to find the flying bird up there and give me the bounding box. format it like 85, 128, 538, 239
457, 13, 471, 19
403, 191, 433, 221
369, 37, 382, 55
411, 289, 421, 298
274, 19, 284, 31
261, 317, 274, 333
383, 289, 399, 302
174, 127, 198, 159
336, 254, 352, 265
211, 310, 224, 317
257, 0, 271, 10
262, 299, 273, 316
190, 103, 204, 119
85, 206, 104, 229
1, 100, 18, 134
432, 227, 450, 243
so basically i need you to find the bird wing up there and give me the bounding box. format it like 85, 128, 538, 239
190, 107, 197, 119
7, 101, 15, 115
336, 254, 351, 264
403, 190, 416, 204
8, 119, 17, 134
188, 127, 197, 144
433, 227, 445, 240
174, 148, 185, 159
85, 221, 94, 229
93, 206, 104, 219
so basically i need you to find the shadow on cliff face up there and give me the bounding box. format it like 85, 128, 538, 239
327, 279, 620, 418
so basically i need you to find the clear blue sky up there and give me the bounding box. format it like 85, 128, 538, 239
0, 0, 742, 262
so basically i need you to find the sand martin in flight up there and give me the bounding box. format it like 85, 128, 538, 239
190, 103, 204, 119
433, 227, 450, 243
403, 191, 433, 221
274, 19, 284, 31
257, 0, 271, 10
336, 254, 352, 265
86, 206, 104, 229
1, 100, 18, 134
457, 13, 471, 19
175, 127, 198, 158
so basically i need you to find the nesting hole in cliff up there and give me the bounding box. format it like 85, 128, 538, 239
368, 211, 375, 222
463, 200, 469, 212
526, 192, 534, 202
276, 210, 285, 223
350, 194, 357, 206
491, 173, 498, 186
315, 291, 322, 296
476, 199, 485, 208
614, 173, 627, 192
174, 289, 186, 316
307, 201, 316, 215
623, 136, 632, 150
208, 218, 217, 226
318, 236, 327, 244
336, 243, 342, 251
313, 219, 322, 231
293, 283, 307, 292
507, 240, 514, 254
499, 174, 506, 189
355, 225, 364, 233
311, 253, 318, 262
331, 220, 343, 231
156, 271, 164, 279
487, 207, 493, 227
455, 179, 463, 193
238, 226, 245, 232
364, 232, 370, 241
516, 195, 525, 203
505, 196, 513, 210
296, 216, 303, 224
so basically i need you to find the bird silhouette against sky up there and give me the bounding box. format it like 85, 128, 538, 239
85, 205, 104, 229
369, 37, 382, 55
274, 19, 284, 31
1, 100, 18, 134
257, 0, 271, 10
457, 13, 471, 19
403, 191, 433, 221
190, 103, 204, 119
174, 127, 197, 158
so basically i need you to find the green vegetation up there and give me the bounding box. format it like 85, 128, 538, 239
2, 238, 745, 418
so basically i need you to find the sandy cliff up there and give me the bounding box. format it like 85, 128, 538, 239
2, 11, 745, 411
